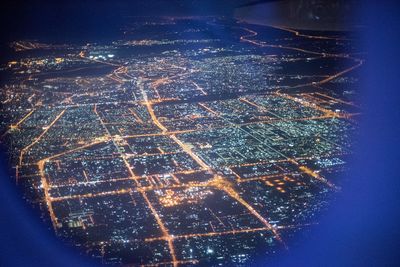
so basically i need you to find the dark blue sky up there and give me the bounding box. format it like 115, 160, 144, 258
0, 0, 360, 42
0, 0, 249, 42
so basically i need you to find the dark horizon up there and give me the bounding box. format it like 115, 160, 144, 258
0, 0, 360, 43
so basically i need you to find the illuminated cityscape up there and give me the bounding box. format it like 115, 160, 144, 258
0, 16, 362, 266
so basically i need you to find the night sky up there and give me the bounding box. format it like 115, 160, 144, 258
0, 0, 359, 42
0, 0, 242, 42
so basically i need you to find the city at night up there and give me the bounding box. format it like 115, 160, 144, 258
0, 1, 398, 267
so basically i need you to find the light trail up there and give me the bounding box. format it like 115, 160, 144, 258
49, 176, 135, 189
128, 108, 144, 124
268, 24, 349, 41
192, 82, 207, 95
240, 97, 268, 111
197, 103, 219, 116
138, 78, 168, 132
208, 176, 286, 247
121, 155, 141, 187
140, 259, 199, 267
1, 109, 36, 139
38, 160, 59, 231
317, 59, 364, 85
145, 227, 271, 242
50, 188, 132, 202
37, 137, 110, 164
11, 108, 35, 130
82, 170, 89, 183
123, 129, 196, 139
141, 191, 178, 267
19, 108, 66, 166
288, 159, 338, 190
237, 173, 299, 183
275, 91, 341, 118
313, 92, 359, 108
170, 135, 210, 170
